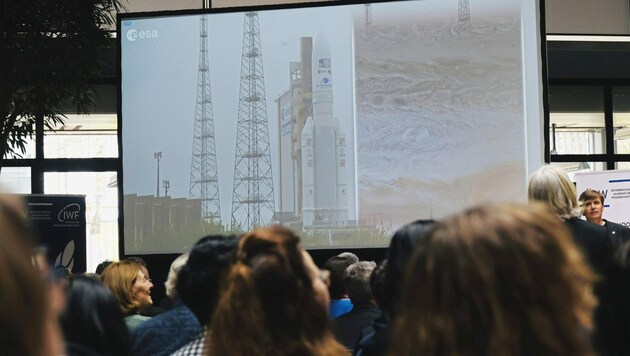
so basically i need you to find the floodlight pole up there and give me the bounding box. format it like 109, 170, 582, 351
154, 151, 162, 197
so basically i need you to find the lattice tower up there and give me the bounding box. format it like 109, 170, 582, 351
457, 0, 471, 34
230, 12, 276, 231
364, 4, 373, 35
189, 15, 221, 223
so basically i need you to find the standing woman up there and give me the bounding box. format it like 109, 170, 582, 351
207, 225, 348, 356
102, 259, 154, 330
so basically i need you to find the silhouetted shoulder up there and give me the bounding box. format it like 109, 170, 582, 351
564, 217, 610, 272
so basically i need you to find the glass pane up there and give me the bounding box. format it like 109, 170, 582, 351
5, 135, 36, 159
0, 167, 31, 193
45, 114, 118, 158
548, 86, 605, 155
44, 172, 118, 272
551, 162, 604, 182
615, 162, 630, 170
613, 87, 630, 154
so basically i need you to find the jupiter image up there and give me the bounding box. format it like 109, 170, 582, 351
354, 0, 527, 229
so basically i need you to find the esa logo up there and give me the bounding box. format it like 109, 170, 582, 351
126, 29, 159, 42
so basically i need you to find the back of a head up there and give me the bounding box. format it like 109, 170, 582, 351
382, 219, 433, 314
528, 165, 579, 218
0, 203, 49, 356
370, 260, 388, 308
124, 256, 148, 268
176, 234, 238, 325
164, 253, 189, 300
95, 260, 113, 275
391, 203, 596, 356
209, 225, 346, 356
323, 255, 355, 299
337, 252, 359, 264
344, 261, 377, 304
61, 275, 131, 355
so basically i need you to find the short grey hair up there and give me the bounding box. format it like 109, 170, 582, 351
344, 261, 377, 304
165, 253, 189, 299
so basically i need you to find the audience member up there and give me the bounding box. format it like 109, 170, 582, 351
131, 253, 201, 356
528, 164, 610, 272
125, 256, 166, 316
337, 252, 359, 264
353, 220, 433, 356
171, 235, 239, 356
0, 197, 65, 356
95, 259, 113, 275
353, 260, 387, 356
592, 240, 630, 356
333, 261, 380, 351
390, 203, 596, 356
207, 225, 348, 355
367, 260, 387, 311
579, 188, 630, 249
324, 254, 356, 319
60, 275, 131, 355
101, 259, 154, 330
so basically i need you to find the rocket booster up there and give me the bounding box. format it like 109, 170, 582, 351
301, 116, 315, 226
335, 121, 348, 213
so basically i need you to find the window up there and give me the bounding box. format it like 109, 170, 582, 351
44, 172, 118, 272
547, 84, 630, 178
45, 114, 118, 158
3, 84, 121, 273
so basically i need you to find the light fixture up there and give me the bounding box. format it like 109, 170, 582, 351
614, 127, 630, 141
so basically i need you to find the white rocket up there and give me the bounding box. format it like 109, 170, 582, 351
300, 33, 348, 227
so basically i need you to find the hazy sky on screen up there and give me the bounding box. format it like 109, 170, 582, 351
122, 5, 359, 223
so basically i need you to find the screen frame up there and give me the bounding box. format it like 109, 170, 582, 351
116, 0, 549, 257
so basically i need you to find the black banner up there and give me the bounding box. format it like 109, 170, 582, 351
24, 195, 87, 273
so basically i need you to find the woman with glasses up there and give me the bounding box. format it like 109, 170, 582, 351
101, 259, 155, 330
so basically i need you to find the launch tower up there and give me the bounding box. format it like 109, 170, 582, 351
189, 15, 221, 223
231, 12, 276, 231
457, 0, 471, 34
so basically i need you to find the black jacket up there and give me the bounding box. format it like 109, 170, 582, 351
333, 302, 382, 351
564, 217, 610, 273
603, 219, 630, 249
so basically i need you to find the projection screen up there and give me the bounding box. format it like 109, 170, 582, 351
119, 0, 546, 254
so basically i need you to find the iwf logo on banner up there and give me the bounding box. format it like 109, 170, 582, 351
58, 203, 81, 225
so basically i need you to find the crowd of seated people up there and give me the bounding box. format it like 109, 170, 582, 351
6, 164, 630, 355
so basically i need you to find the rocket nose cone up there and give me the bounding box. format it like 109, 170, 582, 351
313, 32, 331, 58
